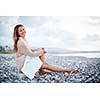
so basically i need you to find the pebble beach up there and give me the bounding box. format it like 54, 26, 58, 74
0, 54, 100, 83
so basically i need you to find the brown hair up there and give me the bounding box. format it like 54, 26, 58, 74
13, 24, 24, 51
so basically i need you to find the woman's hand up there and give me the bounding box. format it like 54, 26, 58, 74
42, 48, 47, 53
31, 48, 47, 56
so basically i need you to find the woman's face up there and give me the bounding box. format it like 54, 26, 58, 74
18, 26, 26, 38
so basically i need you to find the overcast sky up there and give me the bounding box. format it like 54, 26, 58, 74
0, 16, 100, 51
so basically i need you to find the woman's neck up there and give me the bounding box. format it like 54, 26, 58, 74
20, 36, 25, 40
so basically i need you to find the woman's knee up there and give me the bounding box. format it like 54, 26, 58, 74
40, 54, 45, 57
41, 63, 48, 69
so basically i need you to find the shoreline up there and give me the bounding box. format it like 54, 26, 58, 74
47, 53, 100, 58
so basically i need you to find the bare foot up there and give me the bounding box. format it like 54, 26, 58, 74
67, 68, 80, 74
38, 68, 46, 75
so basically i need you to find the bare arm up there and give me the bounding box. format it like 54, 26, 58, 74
31, 48, 47, 54
17, 40, 44, 57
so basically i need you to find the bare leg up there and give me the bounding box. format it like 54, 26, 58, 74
39, 48, 47, 63
39, 54, 46, 63
39, 54, 47, 74
38, 48, 79, 74
41, 63, 79, 74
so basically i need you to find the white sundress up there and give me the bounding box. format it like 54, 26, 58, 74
21, 56, 42, 80
20, 37, 43, 80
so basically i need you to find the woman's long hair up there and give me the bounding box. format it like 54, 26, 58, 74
13, 24, 24, 52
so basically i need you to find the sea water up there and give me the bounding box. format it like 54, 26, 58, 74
49, 53, 100, 58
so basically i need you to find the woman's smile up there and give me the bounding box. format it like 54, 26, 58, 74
18, 26, 26, 38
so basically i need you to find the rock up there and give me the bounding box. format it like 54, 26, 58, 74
0, 54, 100, 83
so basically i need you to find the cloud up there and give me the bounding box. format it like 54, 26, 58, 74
83, 34, 100, 41
0, 16, 100, 51
0, 16, 19, 26
0, 16, 19, 36
88, 16, 100, 25
18, 16, 59, 28
0, 16, 19, 47
25, 16, 77, 41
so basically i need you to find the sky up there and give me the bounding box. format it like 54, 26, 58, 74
0, 16, 100, 51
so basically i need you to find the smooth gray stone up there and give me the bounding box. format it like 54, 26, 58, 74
0, 54, 100, 83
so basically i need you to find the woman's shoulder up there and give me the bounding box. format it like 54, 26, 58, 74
18, 39, 23, 44
17, 38, 29, 48
17, 38, 25, 46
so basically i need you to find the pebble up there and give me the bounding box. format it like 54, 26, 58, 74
0, 54, 100, 83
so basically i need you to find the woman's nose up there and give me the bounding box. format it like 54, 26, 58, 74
22, 30, 25, 33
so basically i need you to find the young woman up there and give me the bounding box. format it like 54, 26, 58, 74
13, 24, 79, 77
